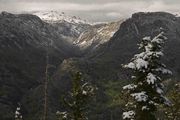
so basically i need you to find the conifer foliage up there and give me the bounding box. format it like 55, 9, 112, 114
122, 32, 172, 120
164, 82, 180, 120
57, 72, 95, 120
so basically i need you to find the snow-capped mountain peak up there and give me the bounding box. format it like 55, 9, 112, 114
32, 11, 88, 24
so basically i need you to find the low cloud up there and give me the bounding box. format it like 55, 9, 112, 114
106, 12, 121, 18
0, 0, 180, 22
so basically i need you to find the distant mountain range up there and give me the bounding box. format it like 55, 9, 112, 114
0, 11, 179, 120
32, 11, 122, 53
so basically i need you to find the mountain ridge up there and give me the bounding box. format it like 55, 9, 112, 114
31, 10, 89, 24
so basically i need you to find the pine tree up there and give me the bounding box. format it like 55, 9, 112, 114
122, 32, 172, 120
43, 48, 49, 120
57, 72, 95, 120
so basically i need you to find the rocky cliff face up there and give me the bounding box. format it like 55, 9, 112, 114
73, 20, 123, 54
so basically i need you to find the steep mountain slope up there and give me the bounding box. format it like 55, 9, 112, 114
52, 12, 180, 120
92, 12, 180, 78
0, 11, 81, 119
0, 11, 81, 55
73, 20, 123, 54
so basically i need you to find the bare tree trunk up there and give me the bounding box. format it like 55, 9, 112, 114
43, 43, 49, 120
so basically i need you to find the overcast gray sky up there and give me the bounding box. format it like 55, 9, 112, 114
0, 0, 180, 22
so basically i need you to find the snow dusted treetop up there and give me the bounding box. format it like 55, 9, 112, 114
15, 104, 23, 120
57, 72, 96, 120
122, 32, 172, 120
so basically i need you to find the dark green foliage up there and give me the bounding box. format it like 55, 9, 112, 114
164, 82, 180, 120
57, 72, 95, 120
122, 32, 171, 120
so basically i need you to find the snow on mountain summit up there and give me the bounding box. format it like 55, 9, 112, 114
32, 11, 89, 24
